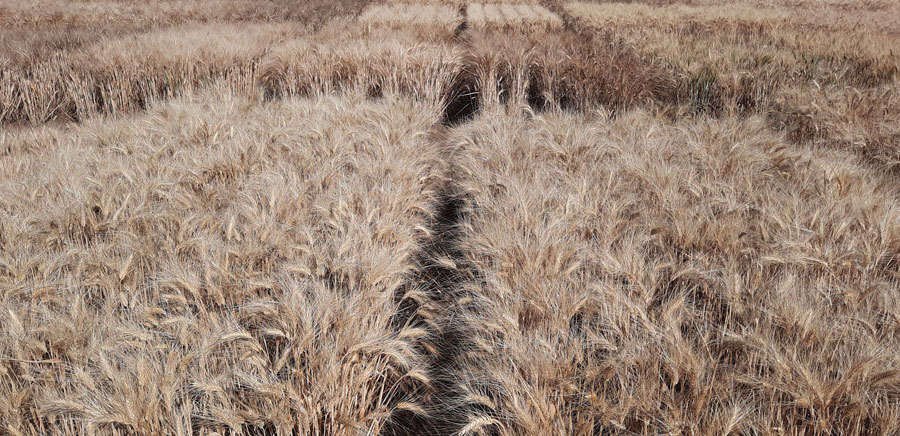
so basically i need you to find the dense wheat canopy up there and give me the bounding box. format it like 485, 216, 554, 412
564, 0, 900, 171
1, 1, 899, 435
0, 91, 448, 435
466, 4, 563, 30
447, 108, 900, 435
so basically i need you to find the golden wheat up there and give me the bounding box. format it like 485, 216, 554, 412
1, 23, 305, 125
462, 27, 675, 112
0, 90, 447, 436
359, 3, 463, 36
467, 3, 563, 30
0, 0, 372, 68
2, 1, 899, 435
260, 22, 464, 107
447, 106, 900, 435
564, 0, 900, 169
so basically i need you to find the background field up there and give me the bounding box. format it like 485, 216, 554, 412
2, 1, 899, 435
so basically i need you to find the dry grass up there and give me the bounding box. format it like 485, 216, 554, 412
0, 90, 447, 436
447, 107, 900, 435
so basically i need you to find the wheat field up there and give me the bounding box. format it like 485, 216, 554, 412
1, 1, 899, 435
